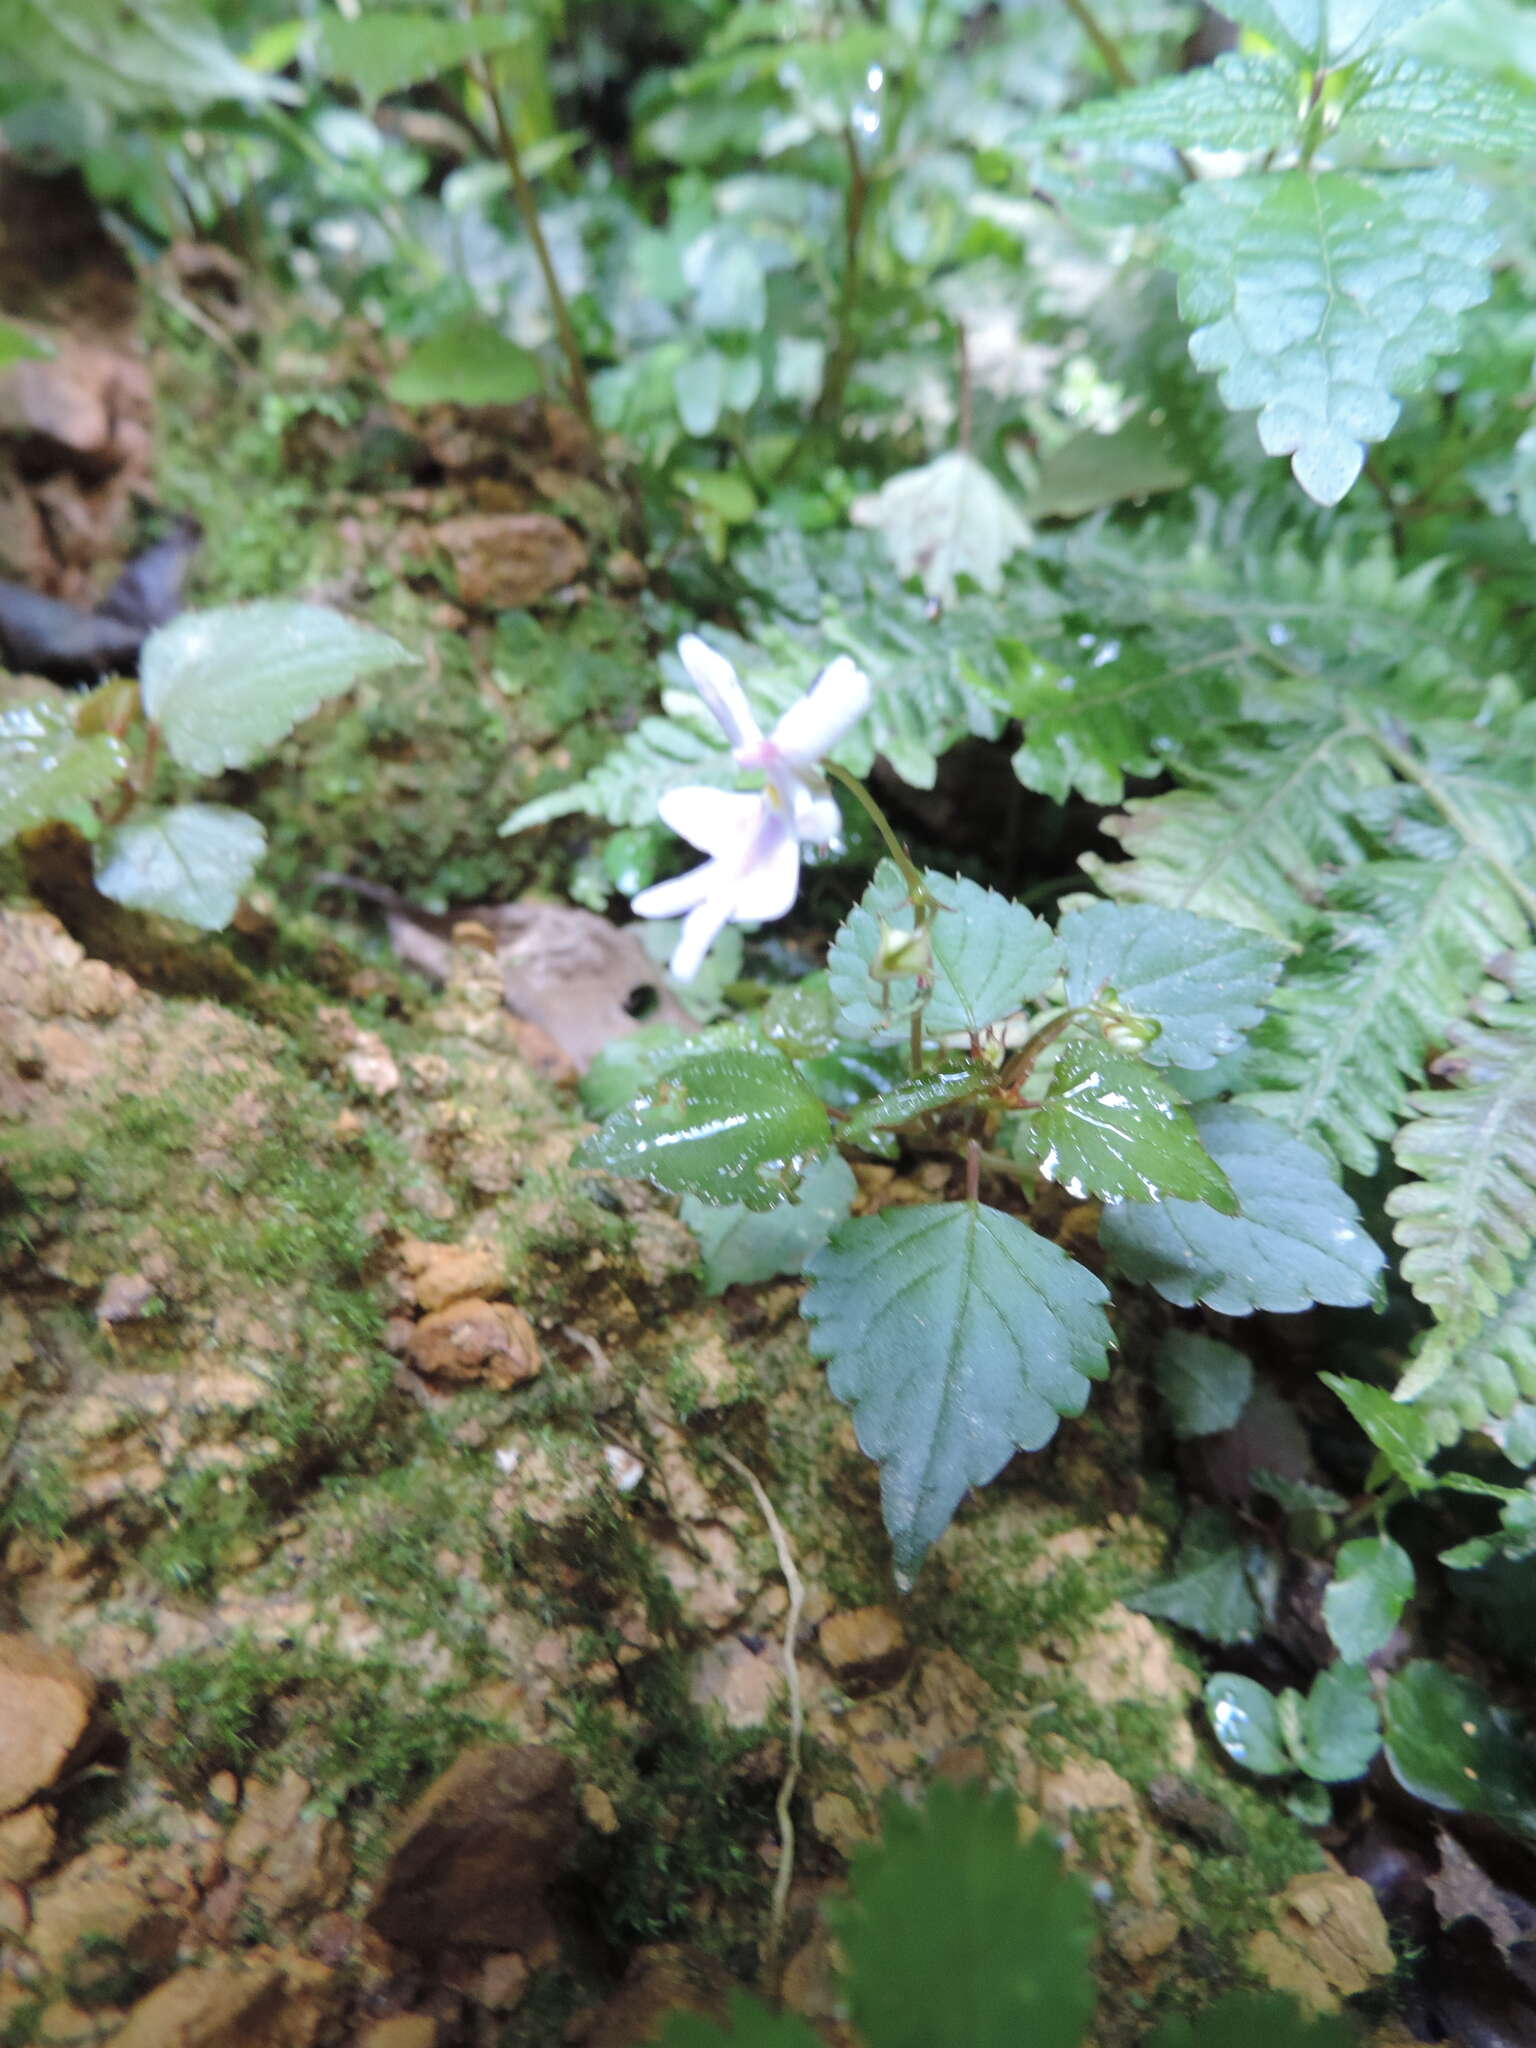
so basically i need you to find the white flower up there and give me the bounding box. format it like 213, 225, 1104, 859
630, 634, 871, 982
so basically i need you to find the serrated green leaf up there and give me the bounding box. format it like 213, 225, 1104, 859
1220, 0, 1445, 65
1060, 902, 1284, 1070
308, 10, 531, 102
578, 1048, 831, 1211
827, 860, 1061, 1041
1323, 1536, 1414, 1662
93, 803, 266, 930
1164, 168, 1496, 503
1053, 52, 1302, 154
1385, 1661, 1536, 1839
682, 1151, 857, 1294
0, 0, 288, 111
839, 1066, 992, 1154
1320, 1373, 1437, 1488
835, 1783, 1097, 2048
141, 603, 412, 775
1147, 1989, 1355, 2048
1295, 1662, 1381, 1781
1133, 1511, 1272, 1643
1018, 1043, 1238, 1209
658, 1992, 822, 2048
1099, 1104, 1385, 1314
0, 700, 127, 846
386, 319, 542, 408
1205, 1672, 1289, 1775
803, 1203, 1111, 1582
1387, 1002, 1536, 1332
850, 450, 1031, 603
1344, 51, 1536, 157
1156, 1333, 1253, 1439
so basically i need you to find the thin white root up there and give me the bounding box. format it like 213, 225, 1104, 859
717, 1447, 805, 2002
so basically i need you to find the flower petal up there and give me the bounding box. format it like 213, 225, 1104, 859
657, 785, 763, 857
631, 858, 717, 921
670, 891, 736, 982
768, 655, 871, 769
727, 806, 801, 922
791, 786, 841, 845
678, 634, 761, 751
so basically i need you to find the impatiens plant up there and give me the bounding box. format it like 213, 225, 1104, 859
1, 602, 410, 929
579, 637, 1387, 1586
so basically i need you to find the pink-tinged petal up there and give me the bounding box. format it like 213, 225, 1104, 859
791, 786, 841, 845
727, 807, 801, 922
677, 634, 762, 751
768, 655, 871, 769
631, 858, 717, 921
657, 785, 763, 857
670, 890, 736, 983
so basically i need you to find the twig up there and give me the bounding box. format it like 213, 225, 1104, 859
956, 321, 973, 455
717, 1448, 805, 2002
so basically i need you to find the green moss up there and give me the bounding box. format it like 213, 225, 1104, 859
116, 1632, 283, 1789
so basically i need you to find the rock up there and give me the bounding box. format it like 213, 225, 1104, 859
26, 1865, 179, 1979
398, 1237, 505, 1314
811, 1791, 874, 1855
473, 1951, 530, 2009
1250, 1863, 1395, 2013
580, 1944, 733, 2048
365, 1743, 578, 1953
428, 512, 586, 609
580, 1785, 620, 1836
688, 1638, 784, 1730
0, 1801, 56, 1881
225, 1769, 350, 1921
404, 1299, 541, 1388
0, 1634, 97, 1814
1111, 1907, 1181, 1965
0, 1878, 29, 1938
354, 2022, 438, 2048
818, 1607, 912, 1696
111, 1951, 338, 2048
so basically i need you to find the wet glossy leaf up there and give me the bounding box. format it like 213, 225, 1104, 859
1385, 1661, 1536, 1839
804, 1202, 1111, 1583
143, 603, 411, 775
835, 1782, 1096, 2048
828, 859, 1060, 1042
682, 1151, 857, 1294
1156, 1333, 1253, 1439
0, 700, 126, 846
1099, 1105, 1385, 1314
1059, 902, 1284, 1071
1018, 1044, 1237, 1209
839, 1065, 991, 1155
1323, 1536, 1414, 1663
851, 450, 1031, 603
387, 319, 542, 407
1294, 1662, 1381, 1782
93, 802, 266, 930
1205, 1673, 1289, 1776
1051, 51, 1302, 153
577, 1047, 831, 1211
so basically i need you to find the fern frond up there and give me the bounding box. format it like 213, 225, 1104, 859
1408, 1249, 1536, 1451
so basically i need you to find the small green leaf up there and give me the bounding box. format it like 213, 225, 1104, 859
1320, 1375, 1437, 1489
839, 1065, 992, 1154
0, 700, 127, 846
835, 1783, 1097, 2048
579, 1023, 694, 1122
93, 803, 266, 930
1018, 1043, 1238, 1209
0, 0, 289, 111
1164, 168, 1496, 503
675, 348, 726, 436
851, 450, 1031, 603
308, 10, 530, 102
803, 1203, 1112, 1583
1323, 1536, 1414, 1663
1294, 1663, 1382, 1782
1147, 1989, 1355, 2048
1345, 52, 1536, 158
1051, 51, 1302, 154
1099, 1104, 1385, 1314
1220, 0, 1446, 64
827, 860, 1061, 1041
142, 603, 412, 775
682, 1152, 857, 1294
1059, 902, 1284, 1070
659, 1992, 822, 2048
1205, 1673, 1289, 1776
0, 319, 51, 368
577, 1048, 831, 1211
387, 319, 542, 408
1385, 1661, 1536, 1839
1156, 1333, 1253, 1439
1132, 1509, 1271, 1644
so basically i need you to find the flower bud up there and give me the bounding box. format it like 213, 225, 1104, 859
872, 922, 932, 981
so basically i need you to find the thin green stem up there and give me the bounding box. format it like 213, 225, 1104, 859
824, 762, 926, 901
1063, 0, 1135, 89
465, 27, 594, 435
